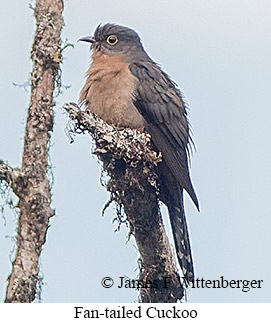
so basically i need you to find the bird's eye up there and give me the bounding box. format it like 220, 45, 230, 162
106, 35, 118, 46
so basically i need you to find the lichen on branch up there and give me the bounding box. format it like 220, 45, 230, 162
4, 0, 64, 303
64, 102, 185, 302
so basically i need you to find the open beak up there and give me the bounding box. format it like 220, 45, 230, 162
78, 36, 95, 43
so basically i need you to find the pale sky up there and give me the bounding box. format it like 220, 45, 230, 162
0, 0, 271, 302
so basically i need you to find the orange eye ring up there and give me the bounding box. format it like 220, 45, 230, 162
106, 35, 118, 46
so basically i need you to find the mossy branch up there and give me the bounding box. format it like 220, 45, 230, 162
4, 0, 64, 303
64, 102, 185, 302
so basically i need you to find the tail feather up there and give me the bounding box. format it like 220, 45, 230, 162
168, 195, 194, 283
158, 162, 195, 284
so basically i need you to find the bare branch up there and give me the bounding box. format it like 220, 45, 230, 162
5, 0, 64, 303
0, 160, 17, 186
0, 160, 22, 197
64, 103, 185, 302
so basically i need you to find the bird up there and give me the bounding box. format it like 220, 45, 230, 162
78, 23, 199, 283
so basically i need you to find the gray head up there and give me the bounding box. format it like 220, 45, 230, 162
79, 23, 150, 62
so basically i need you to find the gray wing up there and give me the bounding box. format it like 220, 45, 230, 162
129, 61, 199, 209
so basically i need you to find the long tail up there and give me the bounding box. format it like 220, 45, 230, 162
158, 162, 194, 284
167, 189, 194, 283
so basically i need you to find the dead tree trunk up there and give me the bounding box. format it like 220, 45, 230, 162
64, 103, 185, 302
0, 0, 64, 302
